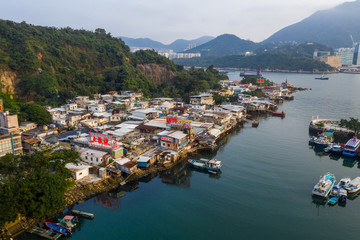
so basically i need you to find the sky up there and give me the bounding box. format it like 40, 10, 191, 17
0, 0, 353, 44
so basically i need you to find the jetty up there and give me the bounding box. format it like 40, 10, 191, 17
71, 210, 95, 219
27, 226, 62, 240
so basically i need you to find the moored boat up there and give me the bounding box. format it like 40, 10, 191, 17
329, 143, 343, 154
324, 143, 333, 152
58, 215, 78, 230
252, 120, 259, 127
344, 177, 360, 193
312, 172, 335, 198
272, 111, 285, 118
342, 137, 360, 157
327, 196, 338, 205
336, 178, 351, 189
187, 158, 222, 172
45, 222, 71, 236
315, 74, 329, 80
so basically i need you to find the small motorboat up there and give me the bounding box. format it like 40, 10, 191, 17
338, 188, 348, 203
272, 111, 285, 118
58, 215, 78, 230
327, 196, 338, 205
344, 177, 360, 193
329, 144, 343, 154
324, 144, 333, 153
252, 120, 259, 127
45, 222, 71, 236
315, 74, 329, 80
336, 178, 351, 189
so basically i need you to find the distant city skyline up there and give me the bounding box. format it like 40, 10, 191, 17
0, 0, 353, 43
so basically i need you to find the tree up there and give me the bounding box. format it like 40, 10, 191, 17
20, 103, 51, 125
212, 93, 227, 105
0, 148, 80, 227
339, 118, 360, 136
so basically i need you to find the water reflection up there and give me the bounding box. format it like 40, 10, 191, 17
94, 193, 122, 211
342, 158, 357, 168
160, 161, 192, 187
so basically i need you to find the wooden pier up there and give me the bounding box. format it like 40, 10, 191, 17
27, 226, 62, 239
71, 210, 95, 219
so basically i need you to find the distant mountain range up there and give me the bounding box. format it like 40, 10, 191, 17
120, 36, 214, 52
183, 34, 258, 57
263, 0, 360, 48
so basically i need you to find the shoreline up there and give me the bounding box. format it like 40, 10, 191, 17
2, 120, 245, 240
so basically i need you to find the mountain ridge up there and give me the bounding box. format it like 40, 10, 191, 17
263, 0, 360, 48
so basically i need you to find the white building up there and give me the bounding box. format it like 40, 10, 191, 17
65, 163, 91, 181
80, 149, 109, 165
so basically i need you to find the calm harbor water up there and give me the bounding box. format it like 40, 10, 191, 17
18, 72, 360, 240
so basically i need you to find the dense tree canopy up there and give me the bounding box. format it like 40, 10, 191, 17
0, 148, 79, 227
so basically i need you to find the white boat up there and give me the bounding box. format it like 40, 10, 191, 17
312, 172, 336, 198
336, 178, 351, 189
324, 144, 333, 153
344, 177, 360, 193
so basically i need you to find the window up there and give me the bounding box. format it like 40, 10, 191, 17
79, 172, 82, 175
167, 144, 170, 147
85, 156, 88, 160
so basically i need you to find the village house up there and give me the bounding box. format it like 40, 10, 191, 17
74, 96, 90, 104
158, 130, 188, 150
65, 163, 92, 181
19, 121, 37, 133
113, 158, 138, 174
80, 148, 110, 165
190, 93, 214, 106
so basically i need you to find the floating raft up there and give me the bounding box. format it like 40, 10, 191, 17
71, 210, 95, 219
27, 226, 62, 240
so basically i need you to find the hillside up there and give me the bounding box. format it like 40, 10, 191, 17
184, 34, 259, 56
0, 20, 227, 110
263, 0, 360, 48
173, 52, 333, 71
257, 42, 333, 58
120, 36, 214, 52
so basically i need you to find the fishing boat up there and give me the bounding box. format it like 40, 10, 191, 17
309, 136, 318, 145
329, 144, 343, 154
187, 158, 222, 172
344, 177, 360, 193
58, 215, 78, 230
342, 137, 360, 157
314, 132, 333, 148
312, 172, 336, 198
272, 111, 285, 118
315, 74, 329, 80
45, 222, 71, 236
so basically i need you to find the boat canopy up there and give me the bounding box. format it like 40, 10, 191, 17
323, 132, 333, 139
345, 137, 360, 149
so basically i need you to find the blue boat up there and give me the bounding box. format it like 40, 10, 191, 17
45, 222, 71, 236
342, 137, 360, 157
188, 158, 222, 172
327, 197, 338, 205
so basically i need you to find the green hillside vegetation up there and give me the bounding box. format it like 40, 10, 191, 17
0, 148, 79, 227
0, 20, 228, 113
174, 51, 333, 71
257, 42, 333, 58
